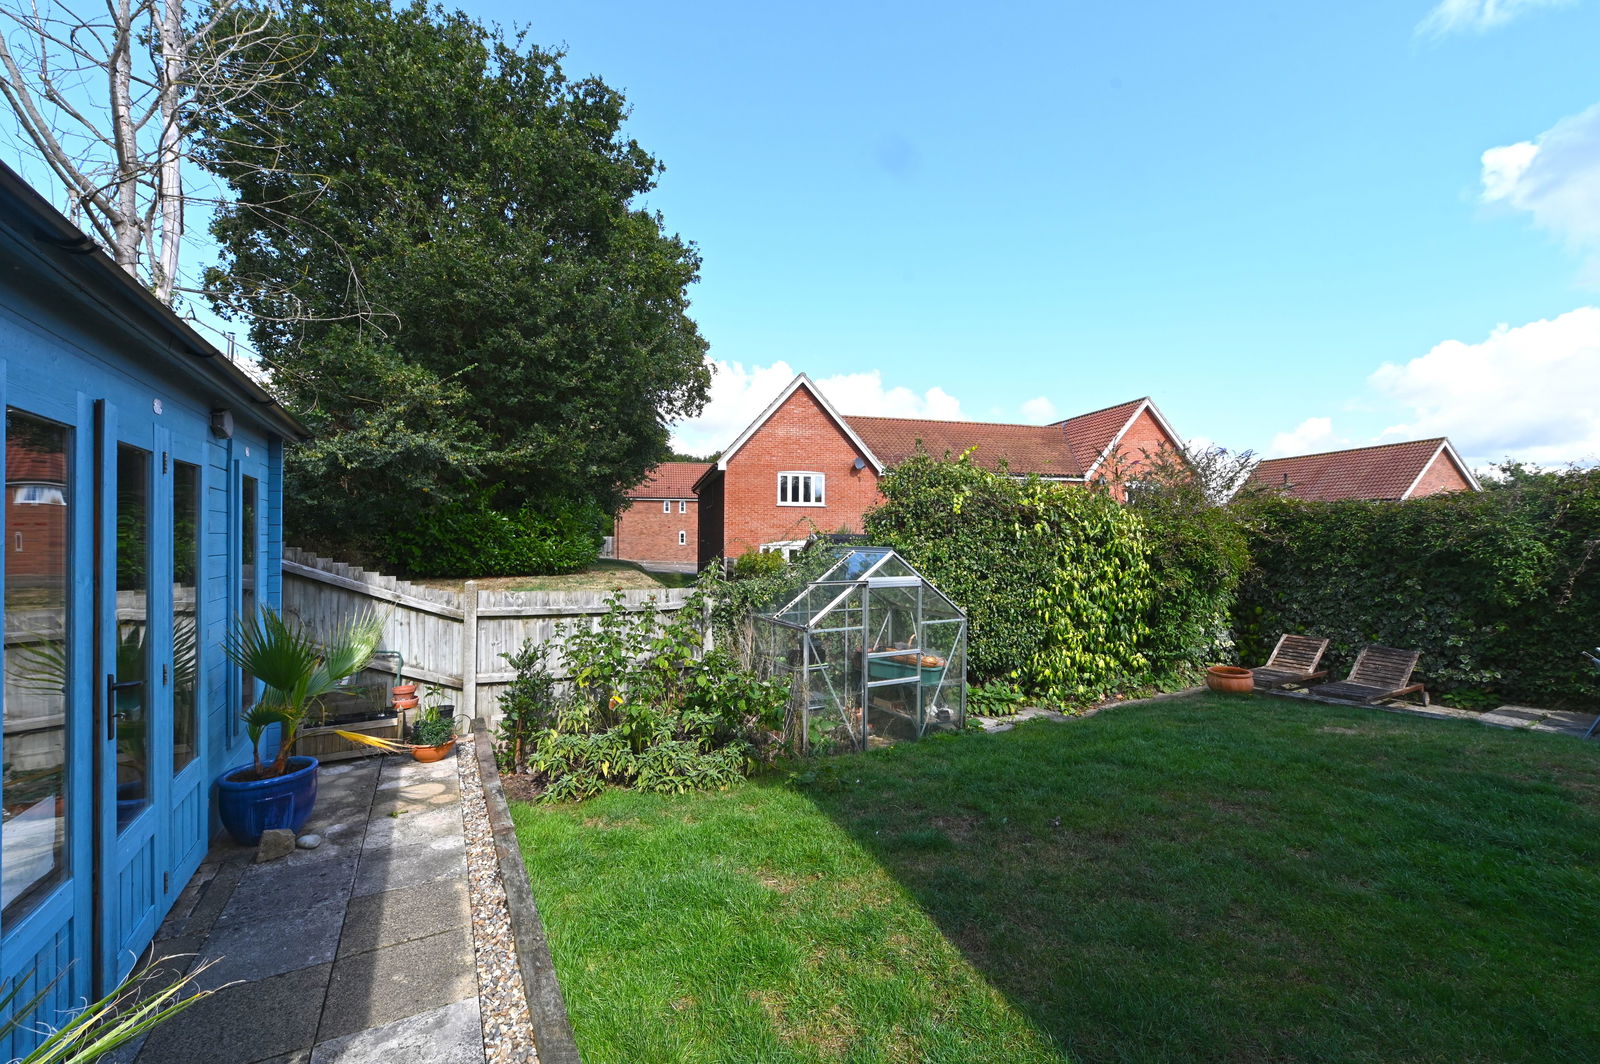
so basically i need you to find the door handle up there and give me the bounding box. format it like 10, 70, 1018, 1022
106, 674, 143, 736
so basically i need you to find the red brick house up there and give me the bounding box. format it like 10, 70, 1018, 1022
613, 461, 709, 566
1245, 438, 1480, 502
693, 374, 1185, 569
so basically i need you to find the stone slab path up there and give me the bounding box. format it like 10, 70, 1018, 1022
128, 754, 491, 1064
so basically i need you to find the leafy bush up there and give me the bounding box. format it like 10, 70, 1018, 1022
1234, 466, 1600, 707
732, 549, 786, 580
495, 592, 790, 801
864, 452, 1154, 702
379, 492, 604, 578
967, 680, 1028, 717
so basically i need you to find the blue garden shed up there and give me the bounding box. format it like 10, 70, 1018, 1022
0, 160, 306, 1050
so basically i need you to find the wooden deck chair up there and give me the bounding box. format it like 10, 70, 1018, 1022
1251, 634, 1330, 690
1310, 645, 1428, 706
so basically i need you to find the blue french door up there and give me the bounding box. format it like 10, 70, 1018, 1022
94, 402, 169, 990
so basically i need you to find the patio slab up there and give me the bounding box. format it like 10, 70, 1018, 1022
131, 752, 486, 1064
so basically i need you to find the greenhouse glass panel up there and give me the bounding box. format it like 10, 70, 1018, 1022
752, 547, 966, 752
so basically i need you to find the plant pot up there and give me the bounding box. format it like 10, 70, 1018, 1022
216, 756, 319, 845
392, 684, 416, 697
392, 696, 419, 710
1206, 665, 1254, 695
411, 738, 456, 764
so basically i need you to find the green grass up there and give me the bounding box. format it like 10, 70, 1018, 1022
510, 694, 1600, 1064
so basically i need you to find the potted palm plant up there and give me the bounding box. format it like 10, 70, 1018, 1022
217, 608, 383, 844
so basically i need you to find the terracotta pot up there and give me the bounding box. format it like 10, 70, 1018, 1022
392, 696, 420, 710
411, 738, 456, 764
392, 684, 417, 697
1206, 665, 1254, 695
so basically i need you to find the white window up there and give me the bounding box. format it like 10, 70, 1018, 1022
777, 472, 825, 506
678, 530, 687, 546
13, 483, 65, 506
662, 500, 670, 513
760, 539, 807, 560
678, 500, 688, 513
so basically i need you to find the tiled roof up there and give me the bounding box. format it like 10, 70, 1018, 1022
625, 462, 710, 500
1246, 438, 1451, 501
844, 415, 1087, 477
1055, 398, 1149, 475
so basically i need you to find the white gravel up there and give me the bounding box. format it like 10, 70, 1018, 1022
457, 736, 540, 1063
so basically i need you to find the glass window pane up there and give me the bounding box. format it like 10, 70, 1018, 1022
239, 476, 257, 725
3, 410, 72, 925
172, 461, 199, 773
114, 445, 150, 831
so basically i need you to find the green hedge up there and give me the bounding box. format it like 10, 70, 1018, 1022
1233, 471, 1600, 707
378, 492, 604, 578
863, 452, 1245, 703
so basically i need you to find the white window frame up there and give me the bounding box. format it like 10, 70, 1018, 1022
678, 530, 687, 546
777, 471, 825, 507
678, 500, 688, 513
662, 500, 670, 513
760, 539, 807, 560
13, 483, 66, 506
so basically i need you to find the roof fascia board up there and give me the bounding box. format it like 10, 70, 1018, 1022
714, 374, 885, 473
1083, 398, 1183, 481
1401, 439, 1481, 499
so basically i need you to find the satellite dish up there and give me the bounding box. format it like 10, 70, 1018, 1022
853, 457, 866, 471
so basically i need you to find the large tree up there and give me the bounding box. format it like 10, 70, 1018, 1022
199, 0, 710, 552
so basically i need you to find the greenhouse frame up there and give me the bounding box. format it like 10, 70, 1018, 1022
754, 547, 967, 751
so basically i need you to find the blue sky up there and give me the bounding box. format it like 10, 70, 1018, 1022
484, 0, 1600, 466
7, 0, 1598, 468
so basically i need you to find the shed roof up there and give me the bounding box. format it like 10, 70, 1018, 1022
0, 161, 309, 441
625, 462, 711, 499
1247, 438, 1479, 501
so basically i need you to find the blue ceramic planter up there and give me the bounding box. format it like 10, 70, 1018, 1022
216, 756, 319, 845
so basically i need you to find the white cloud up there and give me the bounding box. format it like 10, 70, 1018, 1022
1370, 306, 1600, 464
1419, 0, 1574, 35
1480, 102, 1600, 273
669, 360, 965, 456
1019, 396, 1058, 424
1267, 417, 1346, 458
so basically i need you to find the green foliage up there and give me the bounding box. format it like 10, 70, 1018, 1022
200, 0, 710, 559
379, 492, 603, 578
411, 708, 456, 747
224, 607, 382, 778
731, 549, 785, 580
2, 956, 217, 1063
1234, 467, 1600, 706
966, 680, 1028, 717
496, 593, 789, 801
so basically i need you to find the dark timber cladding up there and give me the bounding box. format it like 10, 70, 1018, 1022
0, 160, 306, 1058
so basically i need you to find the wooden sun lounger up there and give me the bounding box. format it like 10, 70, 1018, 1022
1310, 645, 1428, 706
1251, 634, 1330, 690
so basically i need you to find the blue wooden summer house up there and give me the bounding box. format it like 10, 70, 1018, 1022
0, 160, 306, 1052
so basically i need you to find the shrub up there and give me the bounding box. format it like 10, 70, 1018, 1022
495, 592, 789, 801
732, 549, 786, 580
1233, 466, 1600, 707
379, 492, 604, 577
864, 451, 1155, 702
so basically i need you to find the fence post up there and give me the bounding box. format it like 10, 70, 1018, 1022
702, 594, 714, 655
462, 580, 479, 722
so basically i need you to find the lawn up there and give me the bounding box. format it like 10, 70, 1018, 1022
510, 693, 1600, 1064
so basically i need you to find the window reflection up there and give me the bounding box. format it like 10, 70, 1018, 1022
3, 410, 71, 925
114, 445, 150, 831
172, 462, 198, 773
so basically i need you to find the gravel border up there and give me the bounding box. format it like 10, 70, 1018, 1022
458, 733, 540, 1063
463, 721, 584, 1064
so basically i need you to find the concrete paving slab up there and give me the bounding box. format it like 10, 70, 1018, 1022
193, 895, 348, 989
338, 875, 469, 959
361, 802, 462, 851
219, 852, 359, 927
309, 998, 483, 1064
318, 925, 476, 1041
352, 832, 465, 897
135, 962, 331, 1064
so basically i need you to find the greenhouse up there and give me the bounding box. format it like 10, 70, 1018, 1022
754, 547, 967, 751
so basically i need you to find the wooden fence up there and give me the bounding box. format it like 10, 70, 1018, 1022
280, 547, 694, 728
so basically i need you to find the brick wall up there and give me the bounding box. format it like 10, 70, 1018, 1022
614, 497, 698, 565
719, 387, 881, 561
1409, 450, 1475, 497
1091, 407, 1181, 501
